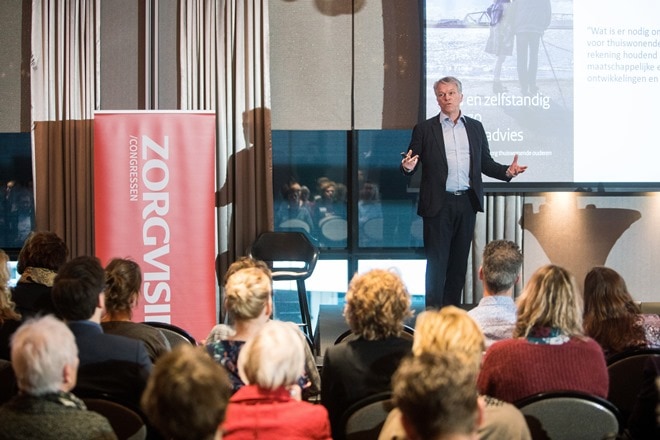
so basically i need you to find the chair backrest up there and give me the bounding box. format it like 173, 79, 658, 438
319, 216, 348, 243
639, 302, 660, 315
606, 347, 660, 423
83, 398, 147, 440
142, 321, 196, 346
278, 218, 311, 234
515, 391, 620, 440
334, 325, 414, 345
248, 231, 319, 281
341, 391, 394, 440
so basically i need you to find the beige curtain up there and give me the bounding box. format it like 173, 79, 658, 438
30, 0, 99, 257
180, 0, 273, 285
465, 193, 525, 304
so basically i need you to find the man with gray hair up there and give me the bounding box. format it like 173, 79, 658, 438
468, 239, 523, 347
0, 315, 116, 439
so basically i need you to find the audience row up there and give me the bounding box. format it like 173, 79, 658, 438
0, 230, 658, 439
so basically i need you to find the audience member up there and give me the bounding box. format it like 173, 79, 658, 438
205, 265, 320, 398
379, 307, 531, 440
478, 264, 609, 403
11, 231, 68, 319
0, 315, 116, 440
390, 352, 482, 440
274, 181, 314, 232
313, 179, 346, 225
322, 268, 413, 439
101, 258, 171, 361
141, 344, 232, 440
583, 266, 660, 357
468, 240, 523, 347
358, 181, 384, 246
211, 256, 271, 329
221, 320, 331, 439
0, 249, 21, 360
51, 256, 152, 409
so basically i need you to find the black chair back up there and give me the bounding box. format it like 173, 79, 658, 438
143, 321, 196, 346
340, 391, 394, 440
606, 347, 660, 426
249, 231, 319, 339
515, 391, 620, 440
83, 397, 147, 440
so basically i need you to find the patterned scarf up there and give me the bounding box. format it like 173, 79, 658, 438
41, 391, 88, 410
526, 326, 570, 345
18, 267, 57, 287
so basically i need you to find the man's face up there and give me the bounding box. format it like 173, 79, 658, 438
435, 82, 463, 117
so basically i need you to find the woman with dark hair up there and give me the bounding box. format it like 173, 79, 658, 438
102, 258, 171, 361
11, 231, 68, 319
583, 266, 660, 357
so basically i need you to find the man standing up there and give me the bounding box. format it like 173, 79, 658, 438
401, 76, 526, 309
468, 240, 523, 347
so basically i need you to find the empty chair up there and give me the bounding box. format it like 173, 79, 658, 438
83, 398, 147, 440
606, 347, 660, 426
515, 391, 620, 440
143, 321, 196, 347
248, 231, 319, 339
340, 392, 393, 440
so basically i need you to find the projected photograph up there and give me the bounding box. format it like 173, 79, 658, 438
425, 0, 574, 183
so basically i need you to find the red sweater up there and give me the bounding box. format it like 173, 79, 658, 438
477, 336, 609, 403
221, 385, 332, 440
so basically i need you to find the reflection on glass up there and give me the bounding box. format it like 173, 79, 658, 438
357, 130, 420, 248
272, 131, 348, 248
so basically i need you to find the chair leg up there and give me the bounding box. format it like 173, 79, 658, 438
297, 280, 313, 340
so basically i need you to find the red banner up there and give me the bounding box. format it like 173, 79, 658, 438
94, 111, 216, 342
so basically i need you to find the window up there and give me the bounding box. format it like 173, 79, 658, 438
0, 133, 35, 251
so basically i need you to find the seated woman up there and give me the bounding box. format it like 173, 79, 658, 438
321, 269, 413, 440
11, 231, 68, 319
205, 263, 320, 398
221, 320, 331, 439
583, 266, 660, 358
141, 344, 232, 440
379, 307, 531, 440
102, 258, 171, 362
0, 249, 22, 360
477, 264, 609, 403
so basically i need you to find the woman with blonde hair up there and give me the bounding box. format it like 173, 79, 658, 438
0, 250, 21, 360
101, 258, 171, 361
322, 268, 413, 439
205, 264, 320, 398
477, 264, 609, 403
583, 266, 660, 357
221, 320, 331, 439
379, 306, 531, 440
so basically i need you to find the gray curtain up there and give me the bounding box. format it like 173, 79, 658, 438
180, 0, 273, 286
466, 193, 525, 305
30, 0, 99, 257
